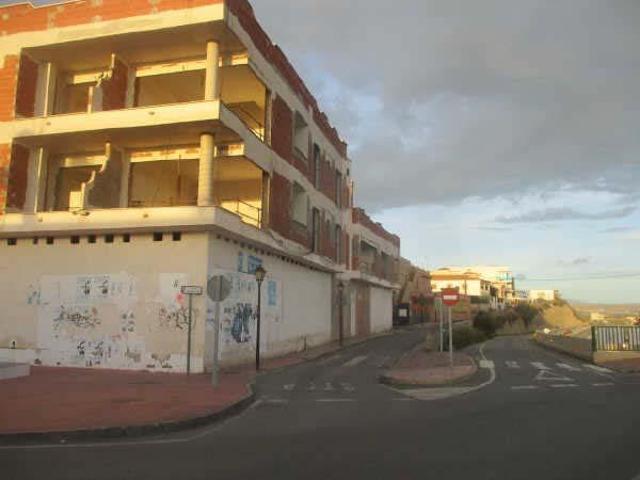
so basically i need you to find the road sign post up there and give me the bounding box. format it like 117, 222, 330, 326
181, 285, 203, 375
441, 288, 460, 367
207, 275, 232, 387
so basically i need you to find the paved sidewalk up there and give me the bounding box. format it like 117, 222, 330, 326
380, 348, 477, 386
0, 331, 396, 439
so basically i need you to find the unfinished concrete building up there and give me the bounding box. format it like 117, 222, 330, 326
0, 0, 400, 372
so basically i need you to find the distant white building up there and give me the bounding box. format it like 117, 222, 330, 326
528, 289, 559, 302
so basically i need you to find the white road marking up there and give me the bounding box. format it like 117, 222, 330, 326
323, 382, 335, 391
343, 355, 368, 367
506, 361, 520, 369
307, 382, 317, 391
535, 369, 573, 382
340, 382, 355, 392
592, 382, 615, 387
395, 341, 496, 402
479, 360, 494, 369
315, 398, 357, 403
393, 397, 417, 401
550, 384, 579, 388
583, 364, 613, 373
511, 385, 538, 390
319, 354, 343, 365
263, 398, 289, 405
283, 384, 295, 391
531, 362, 550, 370
556, 363, 581, 372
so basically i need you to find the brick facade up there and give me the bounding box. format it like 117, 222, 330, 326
271, 95, 293, 163
0, 144, 10, 215
6, 143, 30, 211
0, 56, 18, 122
269, 171, 291, 239
102, 57, 128, 111
15, 53, 38, 118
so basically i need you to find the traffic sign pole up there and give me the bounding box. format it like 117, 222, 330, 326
448, 305, 453, 367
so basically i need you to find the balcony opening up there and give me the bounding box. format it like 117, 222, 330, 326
54, 69, 106, 114
135, 69, 205, 107
293, 113, 309, 161
359, 240, 378, 276
45, 153, 105, 211
128, 156, 199, 208
221, 65, 268, 141
214, 157, 264, 228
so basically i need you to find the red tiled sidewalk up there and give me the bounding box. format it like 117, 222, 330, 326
0, 335, 381, 437
381, 349, 477, 386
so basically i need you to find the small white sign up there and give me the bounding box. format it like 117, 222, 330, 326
181, 285, 203, 296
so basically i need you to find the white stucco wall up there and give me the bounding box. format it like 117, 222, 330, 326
0, 232, 209, 372
369, 286, 392, 334
205, 234, 333, 367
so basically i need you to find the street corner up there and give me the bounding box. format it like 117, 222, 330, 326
378, 348, 478, 388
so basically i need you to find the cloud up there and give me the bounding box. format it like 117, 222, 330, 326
494, 206, 636, 224
558, 257, 591, 267
600, 226, 635, 233
252, 0, 640, 212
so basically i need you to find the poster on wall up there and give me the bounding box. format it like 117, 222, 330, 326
209, 268, 282, 355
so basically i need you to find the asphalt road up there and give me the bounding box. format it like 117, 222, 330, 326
3, 327, 640, 480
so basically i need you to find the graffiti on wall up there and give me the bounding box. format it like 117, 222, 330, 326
31, 272, 193, 370
209, 267, 282, 355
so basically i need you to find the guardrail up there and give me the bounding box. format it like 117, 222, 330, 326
592, 325, 640, 352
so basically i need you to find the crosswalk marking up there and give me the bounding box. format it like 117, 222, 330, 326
343, 355, 368, 367
531, 362, 550, 370
283, 382, 356, 393
592, 382, 615, 387
316, 398, 356, 403
340, 382, 355, 392
283, 384, 295, 391
550, 384, 579, 388
556, 363, 581, 372
506, 361, 520, 369
583, 364, 613, 373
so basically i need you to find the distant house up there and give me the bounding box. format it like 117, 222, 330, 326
528, 290, 559, 302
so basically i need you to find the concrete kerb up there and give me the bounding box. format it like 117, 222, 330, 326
531, 335, 593, 363
0, 380, 257, 447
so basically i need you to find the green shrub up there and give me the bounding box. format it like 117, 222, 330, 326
473, 311, 506, 336
443, 326, 487, 350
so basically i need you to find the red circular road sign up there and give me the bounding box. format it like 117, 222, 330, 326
441, 288, 460, 307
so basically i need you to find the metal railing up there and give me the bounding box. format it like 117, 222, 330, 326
219, 198, 262, 228
592, 325, 640, 352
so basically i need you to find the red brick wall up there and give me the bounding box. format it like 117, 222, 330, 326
6, 143, 30, 211
102, 57, 128, 111
0, 56, 19, 122
269, 172, 291, 239
0, 144, 10, 215
352, 208, 401, 249
271, 95, 293, 163
15, 53, 38, 118
0, 0, 222, 35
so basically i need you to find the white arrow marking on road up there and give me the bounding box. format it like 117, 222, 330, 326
556, 363, 581, 372
531, 362, 550, 370
343, 355, 368, 367
583, 364, 613, 373
535, 369, 573, 382
506, 361, 520, 369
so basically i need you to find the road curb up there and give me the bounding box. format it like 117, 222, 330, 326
0, 382, 256, 447
378, 359, 478, 388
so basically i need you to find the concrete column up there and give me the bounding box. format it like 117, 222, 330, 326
34, 63, 57, 116
205, 41, 221, 101
198, 133, 215, 206
23, 147, 46, 213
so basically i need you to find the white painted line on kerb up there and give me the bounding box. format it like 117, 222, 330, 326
511, 385, 538, 390
315, 398, 357, 403
506, 361, 520, 369
550, 384, 579, 388
531, 362, 550, 370
583, 364, 613, 373
556, 363, 581, 372
343, 355, 368, 367
479, 360, 494, 369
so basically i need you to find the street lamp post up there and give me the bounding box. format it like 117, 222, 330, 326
254, 265, 266, 371
337, 281, 345, 347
